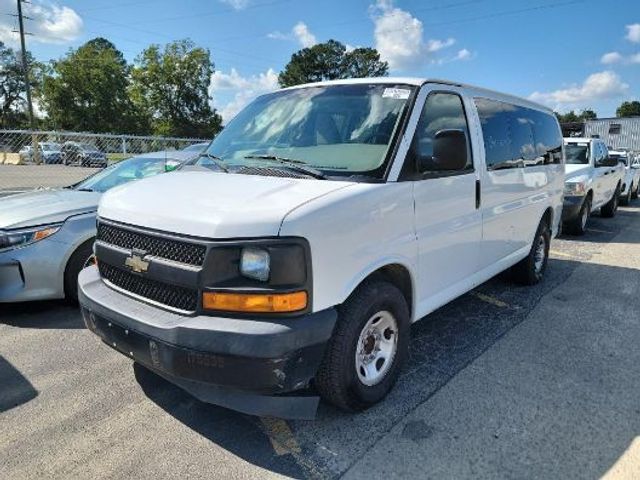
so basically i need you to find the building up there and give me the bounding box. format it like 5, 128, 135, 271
583, 117, 640, 152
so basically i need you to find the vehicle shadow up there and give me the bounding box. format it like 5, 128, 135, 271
0, 300, 84, 329
133, 256, 595, 479
0, 355, 38, 412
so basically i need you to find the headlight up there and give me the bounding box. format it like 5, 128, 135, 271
240, 247, 270, 281
0, 224, 61, 251
564, 182, 586, 195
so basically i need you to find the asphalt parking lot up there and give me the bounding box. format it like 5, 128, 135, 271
0, 164, 99, 195
2, 206, 640, 480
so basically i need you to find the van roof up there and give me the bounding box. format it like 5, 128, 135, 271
279, 77, 553, 113
564, 137, 601, 143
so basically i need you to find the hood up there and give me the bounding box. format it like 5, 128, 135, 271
565, 164, 590, 180
0, 189, 101, 229
98, 170, 354, 238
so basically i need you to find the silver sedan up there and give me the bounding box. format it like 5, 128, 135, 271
0, 150, 196, 303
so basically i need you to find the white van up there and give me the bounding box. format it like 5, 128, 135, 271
78, 78, 564, 419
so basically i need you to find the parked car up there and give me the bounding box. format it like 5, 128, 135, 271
562, 138, 625, 235
0, 151, 195, 304
19, 142, 63, 164
61, 142, 108, 167
609, 149, 640, 205
181, 142, 209, 153
78, 78, 564, 419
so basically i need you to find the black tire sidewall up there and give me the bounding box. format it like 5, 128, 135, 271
531, 221, 551, 283
316, 280, 410, 410
64, 239, 95, 302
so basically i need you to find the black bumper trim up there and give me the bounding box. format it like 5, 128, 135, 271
562, 196, 585, 222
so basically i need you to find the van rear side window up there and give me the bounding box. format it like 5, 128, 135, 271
475, 98, 563, 170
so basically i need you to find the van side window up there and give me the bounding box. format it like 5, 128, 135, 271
531, 110, 563, 165
474, 98, 514, 169
475, 98, 562, 169
401, 91, 473, 179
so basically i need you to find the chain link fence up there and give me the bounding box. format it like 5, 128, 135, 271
0, 129, 209, 195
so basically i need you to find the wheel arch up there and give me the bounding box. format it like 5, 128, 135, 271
341, 261, 415, 321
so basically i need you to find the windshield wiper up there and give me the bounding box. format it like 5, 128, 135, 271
243, 154, 326, 180
76, 187, 94, 192
199, 152, 229, 173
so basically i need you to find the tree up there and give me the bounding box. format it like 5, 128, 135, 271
42, 38, 143, 133
0, 42, 44, 128
278, 40, 388, 88
554, 109, 597, 123
130, 39, 222, 138
616, 101, 640, 118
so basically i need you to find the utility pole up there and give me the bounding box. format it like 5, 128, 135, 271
14, 0, 39, 163
16, 0, 34, 128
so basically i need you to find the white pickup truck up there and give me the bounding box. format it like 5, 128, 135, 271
610, 149, 640, 205
563, 138, 625, 235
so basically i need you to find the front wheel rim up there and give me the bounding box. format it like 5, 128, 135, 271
355, 311, 398, 386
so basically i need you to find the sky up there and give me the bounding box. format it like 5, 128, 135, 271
1, 0, 639, 123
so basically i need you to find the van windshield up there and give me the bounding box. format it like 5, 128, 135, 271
198, 83, 415, 179
565, 143, 590, 164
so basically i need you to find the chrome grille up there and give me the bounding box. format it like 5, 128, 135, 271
99, 262, 198, 312
97, 222, 206, 266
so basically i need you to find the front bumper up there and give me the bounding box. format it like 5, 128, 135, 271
0, 237, 66, 302
562, 195, 585, 222
78, 267, 337, 419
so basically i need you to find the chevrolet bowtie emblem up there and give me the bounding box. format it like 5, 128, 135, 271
125, 253, 149, 273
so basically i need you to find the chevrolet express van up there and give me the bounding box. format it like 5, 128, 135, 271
78, 78, 564, 419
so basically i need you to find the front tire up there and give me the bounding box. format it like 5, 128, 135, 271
512, 219, 550, 285
633, 182, 639, 200
601, 184, 620, 218
315, 280, 410, 412
565, 196, 591, 236
64, 239, 95, 303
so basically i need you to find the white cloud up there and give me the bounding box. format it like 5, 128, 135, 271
600, 50, 640, 65
219, 0, 249, 10
529, 71, 629, 109
210, 68, 279, 122
425, 38, 455, 53
370, 0, 467, 70
292, 22, 316, 48
601, 51, 623, 64
626, 23, 640, 43
268, 21, 317, 48
455, 48, 471, 61
0, 0, 83, 44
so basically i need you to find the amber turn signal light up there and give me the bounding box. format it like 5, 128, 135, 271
202, 291, 307, 313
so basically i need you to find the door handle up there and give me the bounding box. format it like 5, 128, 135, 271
475, 180, 481, 209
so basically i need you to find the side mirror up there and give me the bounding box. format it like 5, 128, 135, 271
416, 129, 468, 173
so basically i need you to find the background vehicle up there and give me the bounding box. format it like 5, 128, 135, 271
19, 142, 62, 164
563, 138, 624, 235
61, 142, 107, 167
79, 78, 564, 419
609, 149, 640, 205
0, 151, 195, 303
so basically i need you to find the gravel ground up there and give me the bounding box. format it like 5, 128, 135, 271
1, 206, 639, 479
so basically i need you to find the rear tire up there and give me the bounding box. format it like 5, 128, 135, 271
633, 182, 639, 200
601, 184, 620, 218
565, 196, 590, 236
315, 279, 410, 412
512, 219, 550, 285
64, 238, 95, 303
621, 184, 632, 206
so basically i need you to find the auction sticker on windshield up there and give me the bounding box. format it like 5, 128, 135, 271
382, 88, 411, 99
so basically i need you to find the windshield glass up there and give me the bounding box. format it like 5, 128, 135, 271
74, 156, 168, 193
182, 143, 208, 152
565, 143, 590, 164
197, 83, 415, 178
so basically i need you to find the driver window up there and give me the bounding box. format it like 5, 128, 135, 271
401, 91, 472, 179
